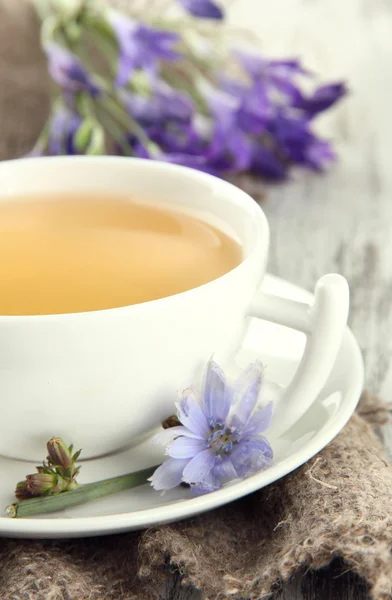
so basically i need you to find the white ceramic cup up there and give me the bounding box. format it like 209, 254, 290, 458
0, 156, 349, 460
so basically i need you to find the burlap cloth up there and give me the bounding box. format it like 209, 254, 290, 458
0, 3, 391, 599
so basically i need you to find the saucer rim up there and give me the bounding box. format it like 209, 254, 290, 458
0, 274, 364, 538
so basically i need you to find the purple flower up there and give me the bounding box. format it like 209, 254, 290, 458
178, 0, 224, 19
152, 121, 203, 153
204, 88, 252, 171
122, 83, 193, 125
237, 52, 308, 81
293, 83, 347, 117
110, 13, 180, 86
267, 113, 336, 171
251, 145, 287, 180
237, 80, 270, 134
235, 52, 346, 120
304, 138, 336, 171
44, 43, 100, 95
215, 74, 270, 135
271, 114, 311, 153
236, 51, 306, 103
150, 360, 273, 494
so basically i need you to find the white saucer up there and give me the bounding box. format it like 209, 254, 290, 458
0, 274, 364, 539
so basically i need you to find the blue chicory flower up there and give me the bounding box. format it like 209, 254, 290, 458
178, 0, 224, 19
150, 360, 273, 494
109, 12, 180, 86
44, 43, 100, 95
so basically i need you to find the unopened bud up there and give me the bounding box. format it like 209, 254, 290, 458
26, 472, 68, 496
162, 415, 181, 429
47, 437, 73, 470
15, 481, 33, 501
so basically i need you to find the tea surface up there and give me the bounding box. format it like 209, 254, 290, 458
0, 194, 242, 315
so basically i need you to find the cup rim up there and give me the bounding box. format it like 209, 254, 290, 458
0, 155, 269, 320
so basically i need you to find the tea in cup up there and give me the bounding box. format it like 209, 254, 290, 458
0, 156, 348, 460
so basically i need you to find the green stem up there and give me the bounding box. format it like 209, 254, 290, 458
33, 0, 57, 23
89, 98, 135, 155
102, 96, 159, 156
6, 465, 158, 518
97, 96, 159, 157
85, 25, 118, 67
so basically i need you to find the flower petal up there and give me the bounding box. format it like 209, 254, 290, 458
293, 82, 347, 116
226, 130, 253, 171
44, 43, 99, 95
203, 360, 231, 422
242, 402, 273, 437
149, 458, 189, 491
176, 388, 210, 438
268, 58, 309, 76
178, 0, 224, 20
182, 449, 216, 484
230, 438, 273, 478
237, 81, 269, 135
168, 436, 208, 459
110, 13, 179, 86
212, 456, 238, 479
230, 362, 263, 429
305, 139, 336, 171
191, 472, 221, 495
235, 50, 265, 79
152, 425, 197, 446
251, 145, 287, 181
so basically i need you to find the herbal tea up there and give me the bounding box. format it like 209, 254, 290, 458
0, 194, 242, 315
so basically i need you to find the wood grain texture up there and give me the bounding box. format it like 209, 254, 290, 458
168, 0, 391, 598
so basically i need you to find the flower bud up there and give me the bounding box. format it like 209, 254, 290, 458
15, 481, 33, 501
162, 415, 181, 429
26, 472, 68, 496
47, 437, 73, 470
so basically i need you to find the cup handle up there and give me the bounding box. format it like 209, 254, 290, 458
248, 274, 349, 437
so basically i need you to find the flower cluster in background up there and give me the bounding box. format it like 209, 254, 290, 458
150, 359, 273, 493
32, 0, 347, 180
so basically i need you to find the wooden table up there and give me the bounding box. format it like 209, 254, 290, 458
172, 0, 391, 597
